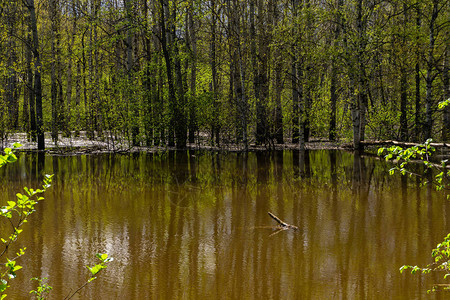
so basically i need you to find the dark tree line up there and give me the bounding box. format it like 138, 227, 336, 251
0, 0, 448, 150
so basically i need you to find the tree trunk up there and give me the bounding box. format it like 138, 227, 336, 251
188, 0, 197, 144
125, 0, 139, 146
50, 0, 61, 142
25, 14, 36, 141
229, 0, 247, 149
424, 0, 438, 139
329, 0, 343, 142
400, 68, 408, 141
25, 0, 45, 150
253, 0, 269, 145
66, 0, 78, 136
400, 3, 408, 141
291, 0, 300, 144
22, 32, 31, 134
351, 0, 368, 150
6, 2, 19, 130
443, 48, 449, 141
210, 0, 220, 146
303, 0, 313, 143
414, 3, 421, 141
236, 6, 248, 150
159, 0, 179, 147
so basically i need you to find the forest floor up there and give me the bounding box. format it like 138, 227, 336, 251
1, 132, 351, 154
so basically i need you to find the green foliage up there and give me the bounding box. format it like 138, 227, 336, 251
379, 140, 450, 293
87, 253, 113, 278
378, 139, 449, 191
64, 253, 113, 300
29, 277, 52, 300
0, 143, 20, 168
399, 233, 450, 293
0, 144, 53, 298
439, 98, 450, 110
1, 146, 113, 298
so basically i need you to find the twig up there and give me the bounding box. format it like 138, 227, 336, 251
268, 228, 288, 237
64, 280, 90, 300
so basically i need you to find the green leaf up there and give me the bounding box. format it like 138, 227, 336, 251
0, 279, 8, 293
13, 265, 22, 272
399, 265, 409, 273
87, 264, 105, 276
6, 154, 17, 163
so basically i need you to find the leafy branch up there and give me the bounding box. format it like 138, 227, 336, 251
0, 143, 53, 299
378, 139, 450, 192
379, 139, 450, 293
63, 253, 113, 300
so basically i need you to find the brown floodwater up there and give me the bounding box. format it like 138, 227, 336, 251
0, 150, 449, 299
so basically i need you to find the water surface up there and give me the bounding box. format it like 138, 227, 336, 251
0, 150, 448, 299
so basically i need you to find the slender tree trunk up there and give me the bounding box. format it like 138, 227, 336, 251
22, 36, 31, 134
291, 0, 300, 144
424, 0, 438, 139
125, 0, 139, 146
174, 48, 187, 148
211, 0, 220, 146
159, 0, 177, 147
188, 0, 197, 144
66, 0, 78, 136
329, 0, 342, 141
442, 48, 449, 141
142, 0, 152, 146
6, 2, 19, 130
237, 5, 248, 150
25, 15, 36, 141
292, 60, 299, 144
298, 62, 304, 149
269, 0, 283, 144
329, 63, 337, 141
172, 2, 187, 148
229, 0, 247, 149
415, 3, 422, 141
351, 0, 368, 150
274, 63, 283, 144
303, 0, 312, 142
398, 2, 408, 142
50, 0, 59, 142
400, 67, 408, 141
399, 2, 408, 141
252, 0, 268, 145
25, 0, 44, 150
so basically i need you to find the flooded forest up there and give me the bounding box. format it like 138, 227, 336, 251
0, 0, 448, 149
0, 0, 450, 299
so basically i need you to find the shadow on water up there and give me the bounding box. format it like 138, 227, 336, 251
0, 150, 448, 299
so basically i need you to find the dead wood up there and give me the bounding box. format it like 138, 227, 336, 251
268, 212, 298, 230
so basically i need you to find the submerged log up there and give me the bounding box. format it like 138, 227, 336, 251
268, 212, 298, 230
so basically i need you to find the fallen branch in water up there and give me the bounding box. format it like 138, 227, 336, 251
268, 212, 298, 230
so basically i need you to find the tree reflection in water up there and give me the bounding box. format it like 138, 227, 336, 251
0, 150, 446, 299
